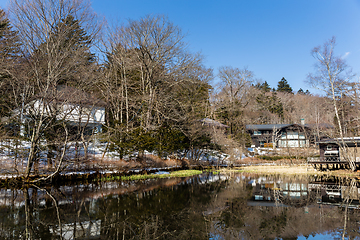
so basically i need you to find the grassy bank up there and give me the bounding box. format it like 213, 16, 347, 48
98, 169, 204, 182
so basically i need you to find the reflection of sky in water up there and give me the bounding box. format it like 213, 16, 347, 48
299, 232, 343, 239
211, 232, 343, 240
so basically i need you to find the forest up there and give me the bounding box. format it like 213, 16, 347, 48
0, 0, 359, 178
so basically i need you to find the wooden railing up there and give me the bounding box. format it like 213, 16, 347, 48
308, 157, 342, 162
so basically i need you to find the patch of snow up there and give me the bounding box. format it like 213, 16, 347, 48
0, 174, 19, 179
99, 170, 119, 174
62, 171, 97, 176
153, 171, 170, 175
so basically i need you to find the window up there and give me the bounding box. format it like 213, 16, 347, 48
287, 131, 298, 139
254, 131, 261, 135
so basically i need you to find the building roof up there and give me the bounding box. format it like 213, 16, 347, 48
33, 85, 106, 107
200, 118, 229, 128
246, 124, 293, 131
318, 137, 360, 147
246, 123, 323, 131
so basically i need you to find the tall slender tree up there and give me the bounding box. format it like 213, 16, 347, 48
308, 36, 355, 170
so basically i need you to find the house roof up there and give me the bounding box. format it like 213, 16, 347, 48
200, 118, 229, 128
34, 85, 106, 107
245, 123, 328, 131
318, 137, 360, 146
246, 124, 293, 131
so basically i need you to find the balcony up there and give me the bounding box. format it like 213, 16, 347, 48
308, 157, 342, 163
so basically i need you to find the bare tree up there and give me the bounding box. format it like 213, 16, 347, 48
9, 0, 101, 178
215, 66, 254, 146
218, 66, 253, 106
101, 15, 213, 159
116, 15, 205, 130
307, 36, 356, 170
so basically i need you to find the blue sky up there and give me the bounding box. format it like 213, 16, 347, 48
1, 0, 360, 94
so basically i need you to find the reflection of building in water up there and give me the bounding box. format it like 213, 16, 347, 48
308, 178, 360, 208
49, 220, 101, 240
248, 177, 309, 207
249, 176, 360, 209
282, 182, 308, 198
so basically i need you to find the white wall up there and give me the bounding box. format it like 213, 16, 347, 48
28, 100, 105, 125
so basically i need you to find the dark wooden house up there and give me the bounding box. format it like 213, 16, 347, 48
308, 137, 360, 170
246, 124, 312, 148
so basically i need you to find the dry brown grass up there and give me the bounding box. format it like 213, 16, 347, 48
90, 154, 184, 170
238, 165, 317, 175
235, 164, 360, 177
234, 157, 306, 165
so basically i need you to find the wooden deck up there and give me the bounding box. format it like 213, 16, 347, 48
307, 157, 360, 170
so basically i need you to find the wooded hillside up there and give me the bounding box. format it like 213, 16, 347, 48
0, 0, 359, 177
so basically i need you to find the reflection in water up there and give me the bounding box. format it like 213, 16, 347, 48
0, 174, 360, 239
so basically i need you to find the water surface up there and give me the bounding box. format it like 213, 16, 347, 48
0, 173, 359, 239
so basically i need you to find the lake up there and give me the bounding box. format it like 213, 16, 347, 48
0, 172, 359, 239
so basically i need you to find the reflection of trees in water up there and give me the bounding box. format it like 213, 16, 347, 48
1, 174, 360, 239
97, 177, 226, 239
341, 178, 357, 240
0, 176, 225, 239
2, 187, 56, 240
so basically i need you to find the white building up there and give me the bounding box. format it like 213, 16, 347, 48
19, 85, 106, 135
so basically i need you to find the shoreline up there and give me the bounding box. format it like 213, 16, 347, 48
235, 164, 359, 177
1, 161, 359, 188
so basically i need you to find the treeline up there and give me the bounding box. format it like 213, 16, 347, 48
213, 62, 360, 146
0, 0, 358, 177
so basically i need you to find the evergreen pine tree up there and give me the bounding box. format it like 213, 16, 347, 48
297, 88, 311, 95
260, 81, 271, 92
41, 14, 96, 87
0, 10, 21, 67
0, 9, 22, 116
254, 81, 271, 92
57, 15, 94, 60
256, 91, 284, 121
277, 77, 293, 93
